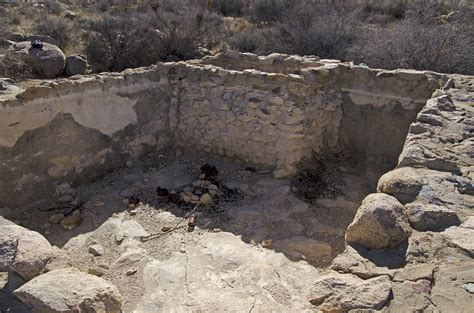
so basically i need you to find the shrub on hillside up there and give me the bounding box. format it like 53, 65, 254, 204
85, 10, 199, 73
350, 15, 474, 75
231, 3, 359, 60
210, 0, 247, 17
249, 0, 291, 23
35, 16, 75, 50
85, 14, 160, 72
0, 52, 31, 81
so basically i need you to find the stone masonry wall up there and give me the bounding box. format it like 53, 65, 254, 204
0, 52, 447, 208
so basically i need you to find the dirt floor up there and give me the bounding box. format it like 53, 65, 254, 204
0, 147, 389, 312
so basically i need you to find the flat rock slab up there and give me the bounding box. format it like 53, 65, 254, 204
430, 263, 474, 313
443, 219, 474, 257
14, 268, 123, 313
309, 272, 392, 311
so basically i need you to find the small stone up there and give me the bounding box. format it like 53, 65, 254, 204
181, 193, 192, 203
194, 189, 204, 196
188, 215, 197, 227
60, 211, 82, 231
208, 184, 219, 191
212, 228, 221, 233
209, 189, 218, 197
192, 180, 202, 187
57, 195, 74, 203
162, 225, 172, 232
239, 170, 252, 177
49, 213, 65, 224
115, 234, 124, 245
200, 193, 213, 205
262, 239, 273, 248
88, 244, 104, 257
88, 267, 105, 277
199, 173, 206, 180
130, 209, 138, 216
191, 195, 200, 201
44, 230, 51, 235
463, 283, 474, 294
94, 201, 105, 207
126, 267, 138, 276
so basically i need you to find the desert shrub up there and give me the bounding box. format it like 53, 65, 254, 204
350, 15, 474, 74
362, 0, 408, 20
387, 0, 408, 19
195, 11, 226, 49
85, 10, 199, 73
211, 0, 247, 17
249, 0, 291, 23
85, 14, 160, 72
35, 16, 75, 50
277, 4, 359, 59
0, 52, 31, 81
232, 3, 359, 60
229, 29, 261, 53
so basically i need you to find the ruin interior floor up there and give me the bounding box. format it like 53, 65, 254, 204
0, 147, 388, 312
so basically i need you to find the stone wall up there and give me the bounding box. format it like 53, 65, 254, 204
0, 68, 171, 208
0, 52, 446, 208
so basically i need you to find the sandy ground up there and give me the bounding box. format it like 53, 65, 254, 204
0, 148, 387, 312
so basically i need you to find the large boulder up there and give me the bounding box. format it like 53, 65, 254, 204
14, 268, 123, 313
65, 54, 87, 76
6, 41, 65, 79
346, 193, 412, 249
310, 272, 392, 311
0, 225, 67, 280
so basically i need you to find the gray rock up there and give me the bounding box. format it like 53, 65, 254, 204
377, 167, 423, 204
346, 193, 412, 249
310, 272, 392, 311
14, 268, 123, 313
89, 243, 105, 256
387, 280, 435, 312
405, 203, 460, 231
430, 263, 474, 313
463, 283, 474, 294
6, 41, 65, 79
393, 264, 434, 282
331, 245, 396, 279
443, 222, 474, 257
0, 225, 65, 280
65, 54, 87, 76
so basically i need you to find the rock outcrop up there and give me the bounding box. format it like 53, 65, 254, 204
14, 268, 123, 313
0, 225, 68, 280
